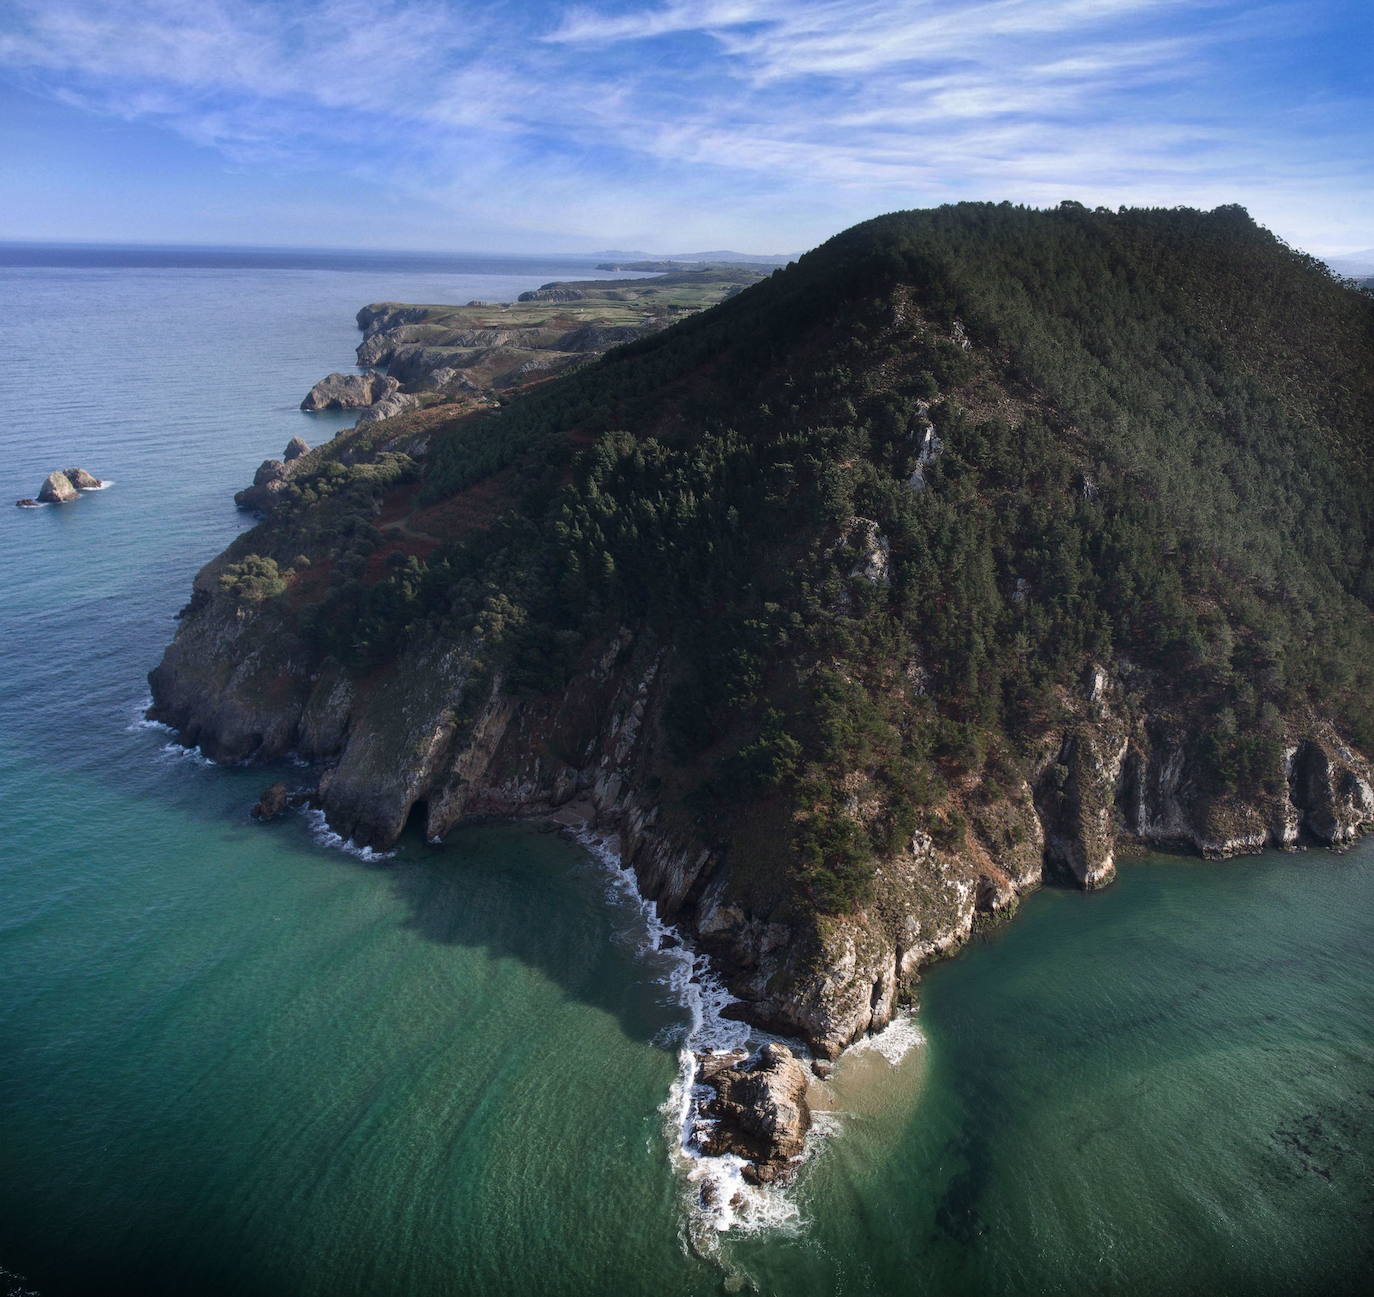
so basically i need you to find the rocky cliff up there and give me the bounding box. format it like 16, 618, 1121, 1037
151, 203, 1374, 1070
147, 581, 1374, 1057
285, 268, 768, 440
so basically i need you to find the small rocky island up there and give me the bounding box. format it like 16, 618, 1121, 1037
16, 467, 105, 507
698, 1044, 812, 1184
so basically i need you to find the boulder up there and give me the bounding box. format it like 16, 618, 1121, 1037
63, 467, 103, 490
283, 437, 310, 462
14, 498, 38, 508
252, 459, 285, 487
301, 371, 400, 411
698, 1042, 811, 1181
38, 471, 78, 503
251, 782, 290, 821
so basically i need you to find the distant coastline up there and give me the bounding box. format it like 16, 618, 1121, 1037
0, 242, 622, 275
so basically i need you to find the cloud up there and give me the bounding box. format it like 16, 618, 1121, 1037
0, 0, 1368, 252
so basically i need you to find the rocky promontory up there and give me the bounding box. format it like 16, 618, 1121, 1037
151, 204, 1374, 1162
233, 438, 311, 513
301, 371, 400, 411
288, 267, 768, 443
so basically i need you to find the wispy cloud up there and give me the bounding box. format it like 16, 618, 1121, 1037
0, 0, 1369, 251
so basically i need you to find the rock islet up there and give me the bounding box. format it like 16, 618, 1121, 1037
697, 1042, 812, 1185
18, 467, 106, 506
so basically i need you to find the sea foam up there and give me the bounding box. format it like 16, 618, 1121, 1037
303, 807, 395, 862
573, 828, 805, 1245
847, 1013, 926, 1065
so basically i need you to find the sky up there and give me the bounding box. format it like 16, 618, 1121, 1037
0, 0, 1370, 256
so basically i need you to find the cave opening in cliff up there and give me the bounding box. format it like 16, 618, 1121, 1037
403, 798, 431, 844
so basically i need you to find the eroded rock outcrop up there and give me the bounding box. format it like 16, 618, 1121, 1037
233, 439, 321, 514
251, 782, 290, 821
38, 471, 78, 503
301, 371, 399, 411
697, 1043, 811, 1183
355, 392, 420, 425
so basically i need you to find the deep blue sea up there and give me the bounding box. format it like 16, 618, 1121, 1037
1, 246, 1371, 1297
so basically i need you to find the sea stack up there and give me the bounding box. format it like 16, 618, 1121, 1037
698, 1043, 812, 1184
64, 467, 103, 489
37, 471, 79, 503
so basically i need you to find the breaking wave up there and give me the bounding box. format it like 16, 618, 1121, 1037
847, 1013, 925, 1065
303, 808, 395, 862
572, 828, 806, 1248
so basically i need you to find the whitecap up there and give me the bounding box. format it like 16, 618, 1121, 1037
303, 807, 395, 862
157, 741, 216, 767
126, 694, 171, 734
571, 827, 812, 1244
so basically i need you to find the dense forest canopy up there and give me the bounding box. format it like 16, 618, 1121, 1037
239, 201, 1374, 911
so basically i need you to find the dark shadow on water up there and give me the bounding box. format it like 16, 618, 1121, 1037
82, 716, 673, 1051
334, 815, 671, 1049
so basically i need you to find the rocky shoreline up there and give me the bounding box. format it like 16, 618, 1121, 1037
204, 633, 1374, 1192
147, 232, 1374, 1198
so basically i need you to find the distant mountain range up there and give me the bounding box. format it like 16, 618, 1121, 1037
589, 248, 797, 264
1324, 249, 1374, 278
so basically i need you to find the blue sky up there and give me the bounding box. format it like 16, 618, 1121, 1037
0, 0, 1370, 255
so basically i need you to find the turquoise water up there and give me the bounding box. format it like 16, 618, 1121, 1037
2, 253, 1371, 1296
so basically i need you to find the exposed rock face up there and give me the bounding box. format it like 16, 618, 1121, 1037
38, 471, 78, 503
355, 391, 420, 425
64, 467, 103, 489
698, 1043, 811, 1183
300, 371, 399, 411
147, 593, 1374, 1061
251, 782, 290, 821
233, 439, 322, 513
554, 324, 653, 351
235, 462, 287, 514
14, 498, 38, 508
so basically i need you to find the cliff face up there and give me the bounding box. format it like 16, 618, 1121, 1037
150, 203, 1374, 1058
149, 587, 1374, 1057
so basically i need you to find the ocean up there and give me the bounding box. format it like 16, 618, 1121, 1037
1, 246, 1370, 1296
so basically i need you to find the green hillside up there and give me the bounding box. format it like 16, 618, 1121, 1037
185, 202, 1374, 913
